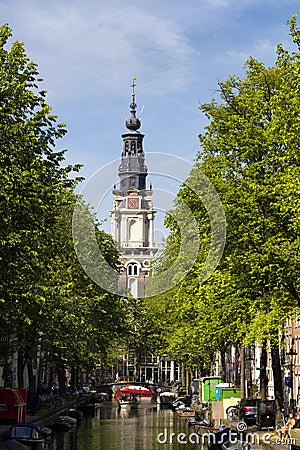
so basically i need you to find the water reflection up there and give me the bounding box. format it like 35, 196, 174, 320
48, 401, 205, 450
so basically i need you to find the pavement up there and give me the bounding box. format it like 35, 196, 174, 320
237, 427, 288, 450
217, 417, 289, 450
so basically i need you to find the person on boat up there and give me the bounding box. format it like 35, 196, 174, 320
131, 394, 137, 403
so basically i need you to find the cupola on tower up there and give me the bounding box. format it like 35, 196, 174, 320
110, 78, 157, 298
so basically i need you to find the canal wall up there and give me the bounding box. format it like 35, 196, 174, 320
0, 394, 92, 442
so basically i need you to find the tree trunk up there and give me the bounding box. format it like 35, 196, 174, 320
27, 362, 34, 391
198, 359, 206, 377
240, 346, 246, 399
2, 363, 12, 387
17, 350, 24, 388
220, 349, 226, 381
234, 346, 240, 387
181, 363, 185, 386
57, 367, 66, 397
70, 367, 76, 387
271, 345, 284, 424
47, 365, 53, 392
260, 340, 268, 400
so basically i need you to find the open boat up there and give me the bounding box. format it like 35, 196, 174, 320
118, 399, 138, 409
63, 408, 83, 420
93, 392, 109, 403
207, 427, 239, 449
177, 408, 196, 417
187, 416, 213, 427
195, 423, 222, 437
222, 440, 260, 450
157, 391, 176, 406
48, 417, 73, 433
58, 415, 77, 426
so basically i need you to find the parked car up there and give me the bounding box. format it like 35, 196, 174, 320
177, 386, 187, 396
289, 418, 300, 450
239, 397, 261, 425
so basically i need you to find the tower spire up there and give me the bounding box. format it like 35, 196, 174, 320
111, 77, 157, 298
118, 77, 147, 192
126, 76, 141, 131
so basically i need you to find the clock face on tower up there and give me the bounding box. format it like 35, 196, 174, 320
128, 197, 139, 209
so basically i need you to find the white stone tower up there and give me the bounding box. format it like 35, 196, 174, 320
110, 78, 157, 298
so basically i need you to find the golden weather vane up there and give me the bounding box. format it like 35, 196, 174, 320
131, 76, 137, 97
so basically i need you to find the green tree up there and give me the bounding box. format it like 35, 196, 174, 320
197, 18, 300, 412
148, 16, 300, 414
0, 24, 126, 389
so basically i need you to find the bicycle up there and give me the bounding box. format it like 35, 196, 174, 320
226, 405, 239, 422
41, 393, 65, 409
50, 395, 65, 409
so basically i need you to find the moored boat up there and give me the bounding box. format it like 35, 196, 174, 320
177, 408, 196, 417
58, 415, 77, 426
77, 402, 96, 415
187, 416, 213, 427
9, 423, 45, 450
40, 427, 54, 438
222, 440, 260, 450
170, 399, 186, 411
118, 399, 138, 409
157, 391, 176, 406
207, 427, 239, 449
93, 392, 109, 403
63, 408, 83, 420
194, 423, 225, 437
115, 385, 152, 401
48, 419, 72, 433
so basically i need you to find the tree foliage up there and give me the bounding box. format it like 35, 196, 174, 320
145, 16, 300, 392
0, 24, 126, 387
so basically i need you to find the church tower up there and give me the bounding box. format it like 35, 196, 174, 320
110, 78, 157, 298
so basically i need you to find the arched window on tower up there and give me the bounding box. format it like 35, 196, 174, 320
127, 263, 139, 276
124, 141, 129, 154
131, 141, 136, 154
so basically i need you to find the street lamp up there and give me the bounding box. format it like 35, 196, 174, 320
286, 339, 297, 413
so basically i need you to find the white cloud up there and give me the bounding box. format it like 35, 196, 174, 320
3, 1, 197, 101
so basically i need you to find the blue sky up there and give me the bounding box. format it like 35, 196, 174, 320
2, 0, 300, 237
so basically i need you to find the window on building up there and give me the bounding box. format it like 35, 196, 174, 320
127, 263, 139, 276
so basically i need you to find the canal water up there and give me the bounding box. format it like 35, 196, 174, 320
48, 400, 208, 450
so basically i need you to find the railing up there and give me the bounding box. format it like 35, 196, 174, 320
122, 242, 146, 248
